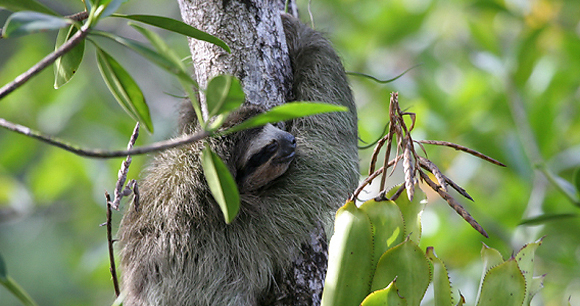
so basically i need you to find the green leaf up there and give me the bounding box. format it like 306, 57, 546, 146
0, 252, 6, 281
574, 166, 580, 195
519, 213, 577, 226
371, 238, 431, 306
99, 0, 126, 19
361, 279, 407, 306
526, 275, 545, 305
91, 31, 195, 85
2, 11, 71, 38
476, 259, 526, 306
426, 247, 454, 306
515, 237, 543, 305
391, 187, 426, 244
476, 243, 505, 303
322, 200, 374, 306
206, 75, 245, 119
0, 253, 39, 306
95, 47, 154, 133
128, 23, 185, 70
201, 144, 240, 224
359, 199, 405, 269
224, 102, 347, 134
0, 0, 57, 15
54, 25, 86, 88
113, 14, 230, 53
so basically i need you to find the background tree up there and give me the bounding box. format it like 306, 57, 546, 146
1, 0, 579, 305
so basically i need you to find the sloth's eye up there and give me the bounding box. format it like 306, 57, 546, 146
264, 141, 279, 154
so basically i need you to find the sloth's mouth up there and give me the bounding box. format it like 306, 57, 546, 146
274, 151, 295, 164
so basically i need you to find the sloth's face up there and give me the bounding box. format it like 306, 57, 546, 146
235, 123, 296, 192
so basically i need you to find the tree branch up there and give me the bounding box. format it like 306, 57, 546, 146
0, 24, 90, 100
0, 117, 210, 158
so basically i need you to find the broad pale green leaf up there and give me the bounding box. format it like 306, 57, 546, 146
426, 247, 454, 306
361, 280, 407, 306
476, 259, 525, 306
54, 25, 85, 88
206, 75, 245, 119
2, 11, 70, 38
201, 145, 240, 224
91, 31, 195, 85
515, 237, 543, 305
95, 47, 153, 133
0, 0, 56, 15
526, 275, 545, 305
322, 200, 374, 306
476, 243, 504, 303
359, 199, 405, 269
224, 102, 347, 134
371, 238, 431, 306
390, 187, 426, 244
113, 14, 230, 53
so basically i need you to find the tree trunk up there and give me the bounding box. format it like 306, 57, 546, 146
177, 0, 295, 118
176, 1, 328, 305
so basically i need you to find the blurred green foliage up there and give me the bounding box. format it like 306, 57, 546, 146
0, 0, 579, 305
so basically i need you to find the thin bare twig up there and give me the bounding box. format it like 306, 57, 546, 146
417, 140, 506, 167
0, 117, 210, 158
351, 158, 398, 201
419, 170, 488, 238
0, 24, 91, 100
104, 192, 121, 296
110, 123, 140, 209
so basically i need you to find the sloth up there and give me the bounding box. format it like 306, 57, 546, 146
118, 14, 358, 306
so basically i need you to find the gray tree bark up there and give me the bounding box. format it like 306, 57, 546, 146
176, 1, 327, 305
177, 0, 296, 118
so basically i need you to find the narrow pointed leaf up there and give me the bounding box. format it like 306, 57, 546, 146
128, 23, 185, 69
91, 31, 195, 85
96, 47, 153, 133
0, 252, 6, 280
0, 253, 38, 306
574, 167, 580, 195
2, 11, 70, 38
476, 259, 526, 306
206, 75, 245, 118
54, 25, 85, 88
113, 14, 230, 53
519, 213, 578, 225
322, 200, 374, 306
426, 247, 454, 306
99, 0, 126, 19
361, 279, 407, 306
201, 145, 240, 224
224, 102, 347, 134
371, 238, 431, 306
0, 0, 57, 15
359, 199, 405, 269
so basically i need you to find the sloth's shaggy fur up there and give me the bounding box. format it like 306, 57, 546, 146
118, 15, 358, 306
